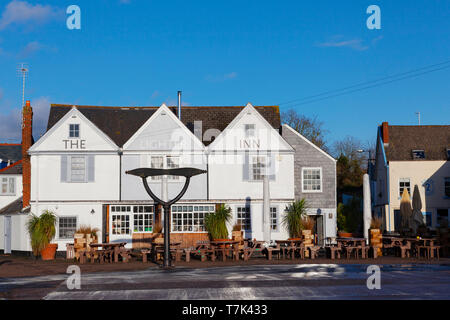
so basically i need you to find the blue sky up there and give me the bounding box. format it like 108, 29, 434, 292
0, 0, 449, 146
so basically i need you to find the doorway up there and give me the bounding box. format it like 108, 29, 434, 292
313, 215, 324, 246
4, 216, 11, 254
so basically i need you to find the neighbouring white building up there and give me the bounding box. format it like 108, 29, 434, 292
1, 101, 337, 253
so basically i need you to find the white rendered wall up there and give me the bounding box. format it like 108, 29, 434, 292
31, 154, 120, 202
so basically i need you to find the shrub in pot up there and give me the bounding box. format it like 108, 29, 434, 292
27, 210, 58, 260
204, 204, 232, 241
283, 199, 308, 240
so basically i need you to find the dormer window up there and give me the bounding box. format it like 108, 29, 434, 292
412, 150, 425, 160
245, 124, 255, 137
69, 124, 80, 138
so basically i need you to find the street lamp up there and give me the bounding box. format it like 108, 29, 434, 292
126, 167, 206, 269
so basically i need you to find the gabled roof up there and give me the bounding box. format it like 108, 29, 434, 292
0, 144, 22, 162
383, 125, 450, 161
47, 104, 281, 147
123, 104, 205, 151
0, 197, 29, 215
208, 103, 293, 152
31, 107, 118, 152
0, 160, 22, 174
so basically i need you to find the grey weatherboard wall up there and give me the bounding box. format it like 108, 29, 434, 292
281, 124, 336, 209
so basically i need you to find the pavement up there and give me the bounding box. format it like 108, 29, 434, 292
1, 263, 450, 300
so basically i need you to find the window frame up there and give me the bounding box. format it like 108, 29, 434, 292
69, 123, 80, 139
170, 204, 215, 233
148, 155, 180, 181
69, 155, 87, 183
236, 206, 251, 231
249, 155, 267, 181
412, 149, 425, 160
57, 216, 78, 240
245, 124, 255, 137
301, 167, 323, 193
132, 205, 154, 233
0, 177, 16, 196
399, 178, 411, 197
444, 177, 450, 198
270, 206, 278, 231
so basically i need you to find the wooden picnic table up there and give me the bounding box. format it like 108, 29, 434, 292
276, 239, 304, 259
383, 236, 439, 258
210, 240, 240, 261
151, 241, 182, 262
336, 237, 368, 259
89, 242, 128, 263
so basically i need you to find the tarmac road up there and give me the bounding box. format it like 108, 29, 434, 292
1, 263, 449, 300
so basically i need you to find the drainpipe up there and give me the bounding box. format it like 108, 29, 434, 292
177, 91, 182, 120
118, 148, 123, 201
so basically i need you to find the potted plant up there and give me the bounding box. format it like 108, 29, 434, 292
301, 216, 315, 244
204, 204, 232, 241
27, 210, 58, 260
369, 216, 382, 256
283, 199, 308, 240
231, 222, 243, 241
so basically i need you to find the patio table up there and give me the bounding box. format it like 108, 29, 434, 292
210, 240, 240, 261
276, 240, 304, 259
89, 242, 128, 263
336, 238, 368, 259
151, 241, 182, 262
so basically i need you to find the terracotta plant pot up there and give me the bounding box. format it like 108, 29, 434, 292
338, 232, 353, 238
41, 243, 58, 260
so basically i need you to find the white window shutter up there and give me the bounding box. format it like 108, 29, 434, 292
268, 153, 276, 181
61, 155, 68, 182
87, 155, 95, 182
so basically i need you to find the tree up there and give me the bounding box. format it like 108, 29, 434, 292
336, 154, 364, 189
281, 109, 328, 150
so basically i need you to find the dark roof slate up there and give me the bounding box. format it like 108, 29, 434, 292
0, 197, 29, 215
0, 144, 22, 162
47, 104, 281, 146
384, 125, 450, 161
0, 160, 22, 174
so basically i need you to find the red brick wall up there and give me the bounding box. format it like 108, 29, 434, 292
22, 100, 33, 209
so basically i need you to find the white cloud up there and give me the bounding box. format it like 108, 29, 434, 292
206, 72, 238, 83
0, 96, 50, 142
0, 0, 63, 30
317, 37, 368, 51
18, 40, 42, 57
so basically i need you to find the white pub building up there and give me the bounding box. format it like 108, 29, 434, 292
1, 101, 337, 253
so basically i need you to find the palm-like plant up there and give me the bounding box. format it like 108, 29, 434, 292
204, 204, 232, 240
26, 210, 57, 256
283, 199, 308, 238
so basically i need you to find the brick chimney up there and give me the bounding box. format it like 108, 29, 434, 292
22, 100, 33, 209
382, 122, 389, 146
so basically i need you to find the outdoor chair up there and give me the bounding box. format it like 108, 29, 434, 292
192, 241, 216, 262
357, 244, 370, 259
141, 249, 150, 263
294, 243, 306, 259
329, 241, 342, 259
241, 240, 265, 261
345, 246, 358, 259
66, 243, 75, 260
265, 243, 282, 260
400, 241, 412, 258
308, 246, 321, 259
